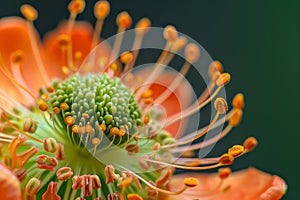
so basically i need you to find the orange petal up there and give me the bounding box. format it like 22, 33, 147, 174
126, 67, 194, 138
0, 17, 46, 97
164, 167, 287, 200
0, 164, 21, 200
43, 21, 112, 79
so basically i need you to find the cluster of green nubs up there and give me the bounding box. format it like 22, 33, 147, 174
48, 74, 143, 144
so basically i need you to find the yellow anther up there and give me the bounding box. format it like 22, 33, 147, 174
20, 4, 38, 21
185, 43, 200, 63
116, 11, 132, 29
214, 98, 228, 114
38, 101, 48, 112
127, 194, 143, 200
228, 145, 244, 157
216, 73, 231, 87
52, 107, 60, 114
72, 125, 79, 133
110, 62, 118, 72
94, 0, 110, 19
68, 0, 85, 14
110, 127, 119, 135
118, 129, 126, 137
58, 34, 71, 48
218, 167, 231, 179
121, 176, 132, 188
92, 138, 101, 145
144, 115, 150, 125
208, 60, 223, 77
219, 153, 234, 165
99, 124, 106, 132
243, 137, 258, 152
46, 86, 55, 93
74, 51, 83, 60
62, 66, 70, 75
11, 50, 24, 64
183, 177, 199, 187
41, 94, 48, 100
135, 18, 151, 36
120, 51, 133, 64
163, 25, 177, 42
60, 103, 69, 111
65, 116, 75, 126
141, 89, 153, 99
232, 93, 245, 109
228, 108, 243, 126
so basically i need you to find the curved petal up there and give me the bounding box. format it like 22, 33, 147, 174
0, 17, 46, 98
43, 21, 112, 79
0, 164, 21, 200
163, 167, 287, 200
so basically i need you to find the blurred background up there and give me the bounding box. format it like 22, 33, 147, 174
1, 0, 298, 199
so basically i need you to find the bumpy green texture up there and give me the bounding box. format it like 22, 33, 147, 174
49, 74, 143, 135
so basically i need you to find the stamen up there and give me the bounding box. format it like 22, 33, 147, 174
216, 73, 231, 87
127, 194, 143, 200
43, 138, 58, 153
232, 93, 244, 109
243, 137, 258, 152
25, 177, 41, 197
42, 181, 60, 200
20, 4, 50, 84
36, 155, 58, 171
23, 118, 38, 133
92, 0, 110, 48
56, 167, 74, 181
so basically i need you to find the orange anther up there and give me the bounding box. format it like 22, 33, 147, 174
218, 167, 231, 179
127, 194, 143, 200
38, 101, 48, 112
99, 124, 106, 132
141, 89, 153, 99
208, 60, 223, 77
94, 0, 110, 19
86, 124, 93, 134
144, 115, 150, 125
185, 43, 200, 63
144, 97, 153, 105
47, 86, 55, 93
216, 73, 231, 87
118, 129, 126, 137
75, 51, 83, 60
243, 137, 258, 152
65, 116, 75, 126
120, 51, 133, 64
52, 107, 60, 114
92, 138, 101, 145
60, 103, 69, 111
116, 11, 132, 29
20, 4, 38, 21
110, 127, 119, 135
68, 0, 85, 14
219, 153, 234, 165
72, 125, 79, 133
232, 93, 245, 109
214, 98, 228, 114
11, 50, 24, 64
163, 25, 177, 42
228, 145, 244, 157
228, 108, 243, 127
58, 34, 71, 48
135, 18, 151, 36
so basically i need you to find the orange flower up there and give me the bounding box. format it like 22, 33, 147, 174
0, 1, 286, 200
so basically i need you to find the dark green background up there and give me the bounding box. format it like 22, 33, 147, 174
1, 0, 298, 199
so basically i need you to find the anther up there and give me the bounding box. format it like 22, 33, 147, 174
58, 34, 71, 49
172, 36, 187, 52
38, 101, 49, 112
228, 108, 243, 126
208, 60, 223, 78
126, 144, 140, 155
11, 50, 24, 64
218, 167, 231, 179
232, 93, 245, 109
91, 175, 102, 190
228, 145, 244, 157
60, 102, 69, 111
43, 138, 58, 153
68, 0, 86, 14
127, 194, 143, 200
141, 89, 153, 99
72, 125, 79, 133
216, 73, 231, 86
47, 86, 55, 93
144, 115, 150, 125
53, 107, 61, 114
135, 18, 151, 36
183, 177, 199, 187
92, 138, 101, 145
185, 43, 200, 63
56, 144, 65, 160
42, 181, 60, 200
94, 0, 110, 19
56, 167, 73, 181
20, 4, 38, 21
65, 116, 75, 126
219, 153, 234, 165
36, 155, 58, 171
110, 127, 119, 135
243, 137, 258, 152
99, 124, 106, 132
116, 11, 132, 29
13, 168, 27, 181
120, 51, 133, 64
214, 98, 228, 114
163, 25, 177, 42
105, 165, 120, 184
25, 177, 41, 196
23, 118, 38, 133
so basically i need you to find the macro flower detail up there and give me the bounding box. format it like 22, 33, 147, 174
0, 0, 287, 200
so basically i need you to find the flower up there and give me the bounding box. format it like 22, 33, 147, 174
0, 0, 287, 200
